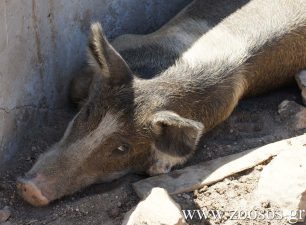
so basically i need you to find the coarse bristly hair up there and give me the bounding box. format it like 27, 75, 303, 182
18, 0, 306, 207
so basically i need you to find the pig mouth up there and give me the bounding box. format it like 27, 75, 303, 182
16, 175, 56, 207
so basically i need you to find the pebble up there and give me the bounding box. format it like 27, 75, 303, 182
182, 193, 191, 200
204, 191, 211, 197
215, 188, 226, 194
261, 201, 271, 208
239, 176, 247, 183
255, 165, 264, 171
199, 185, 208, 193
224, 178, 231, 185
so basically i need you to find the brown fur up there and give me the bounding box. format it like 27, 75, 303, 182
19, 0, 306, 206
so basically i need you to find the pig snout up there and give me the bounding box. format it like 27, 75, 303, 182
17, 174, 55, 207
16, 145, 108, 206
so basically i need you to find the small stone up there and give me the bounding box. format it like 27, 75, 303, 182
278, 100, 306, 130
239, 176, 247, 183
122, 188, 188, 225
295, 70, 306, 105
255, 165, 264, 171
224, 178, 231, 185
254, 148, 306, 222
182, 193, 190, 200
204, 192, 211, 197
215, 188, 225, 194
261, 201, 271, 208
117, 202, 122, 208
233, 182, 240, 189
0, 206, 11, 222
199, 186, 208, 193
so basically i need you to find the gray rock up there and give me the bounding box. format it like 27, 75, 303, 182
278, 100, 306, 130
295, 70, 306, 105
122, 188, 188, 225
133, 134, 306, 198
254, 148, 306, 222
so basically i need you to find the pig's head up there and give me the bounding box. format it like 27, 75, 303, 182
17, 23, 204, 206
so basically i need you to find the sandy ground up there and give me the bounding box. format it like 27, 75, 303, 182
0, 86, 305, 225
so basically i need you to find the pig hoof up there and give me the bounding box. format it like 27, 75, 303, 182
16, 178, 50, 207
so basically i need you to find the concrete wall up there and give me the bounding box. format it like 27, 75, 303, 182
0, 0, 191, 168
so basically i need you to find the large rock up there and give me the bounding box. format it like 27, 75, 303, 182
295, 70, 306, 105
278, 100, 306, 130
122, 188, 188, 225
133, 134, 306, 199
254, 148, 306, 222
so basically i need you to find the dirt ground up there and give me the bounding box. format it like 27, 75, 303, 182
0, 86, 305, 225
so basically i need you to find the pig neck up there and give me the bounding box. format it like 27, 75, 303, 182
132, 56, 246, 133
131, 16, 254, 132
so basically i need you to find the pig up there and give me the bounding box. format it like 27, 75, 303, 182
17, 0, 306, 206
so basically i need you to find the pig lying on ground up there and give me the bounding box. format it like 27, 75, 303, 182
17, 0, 306, 206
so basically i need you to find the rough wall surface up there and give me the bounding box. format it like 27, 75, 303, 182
0, 0, 191, 168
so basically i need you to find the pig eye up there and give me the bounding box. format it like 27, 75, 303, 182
112, 144, 130, 155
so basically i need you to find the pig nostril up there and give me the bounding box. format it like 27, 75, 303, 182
16, 178, 50, 207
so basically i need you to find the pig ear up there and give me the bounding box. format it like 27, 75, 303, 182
150, 111, 204, 157
88, 22, 132, 86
